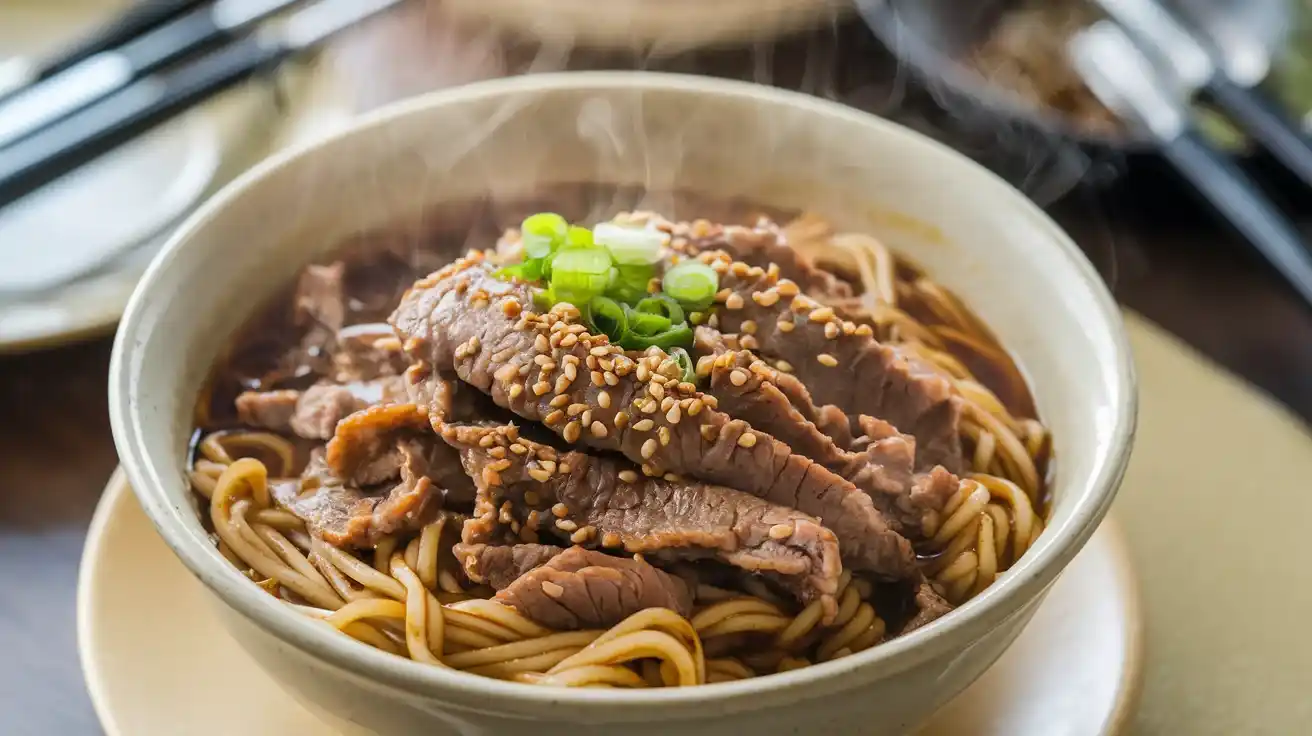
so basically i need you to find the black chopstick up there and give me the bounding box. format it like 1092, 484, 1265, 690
0, 0, 405, 211
0, 0, 308, 151
0, 0, 213, 104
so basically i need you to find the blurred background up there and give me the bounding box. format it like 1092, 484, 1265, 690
2, 0, 1311, 733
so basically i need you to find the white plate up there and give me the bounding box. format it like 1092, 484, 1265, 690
77, 469, 1140, 735
0, 0, 278, 352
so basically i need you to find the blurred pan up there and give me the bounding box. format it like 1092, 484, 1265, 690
856, 0, 1296, 203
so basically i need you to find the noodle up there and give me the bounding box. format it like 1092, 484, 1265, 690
189, 213, 1051, 686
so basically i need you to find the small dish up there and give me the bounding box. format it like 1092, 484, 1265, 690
109, 72, 1136, 734
78, 470, 1141, 735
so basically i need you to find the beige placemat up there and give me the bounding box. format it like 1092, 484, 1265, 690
1118, 313, 1312, 734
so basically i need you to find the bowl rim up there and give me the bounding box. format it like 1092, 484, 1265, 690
109, 70, 1137, 716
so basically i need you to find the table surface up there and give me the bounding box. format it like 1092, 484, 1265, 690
3, 15, 1311, 736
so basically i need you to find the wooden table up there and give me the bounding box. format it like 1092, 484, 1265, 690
2, 17, 1310, 735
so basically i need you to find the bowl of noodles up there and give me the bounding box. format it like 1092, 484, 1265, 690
108, 72, 1135, 735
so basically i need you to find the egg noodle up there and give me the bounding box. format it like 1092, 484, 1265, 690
190, 215, 1048, 687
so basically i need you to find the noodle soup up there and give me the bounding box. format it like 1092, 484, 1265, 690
189, 188, 1052, 688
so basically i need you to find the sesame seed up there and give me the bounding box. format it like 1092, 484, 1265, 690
613, 411, 630, 429
660, 397, 675, 412
481, 466, 501, 486
703, 395, 718, 409
817, 353, 839, 367
641, 464, 660, 477
636, 365, 651, 382
567, 403, 587, 417
544, 410, 564, 426
535, 334, 550, 352
528, 468, 551, 483
678, 382, 697, 394
641, 398, 659, 414
598, 391, 612, 408
494, 365, 517, 382
618, 470, 638, 483
725, 293, 745, 310
753, 289, 780, 307
570, 527, 592, 544
591, 371, 605, 387
586, 355, 599, 370
663, 473, 681, 482
810, 307, 836, 323
541, 581, 564, 598
777, 280, 799, 297
658, 427, 671, 446
715, 288, 732, 303
510, 443, 528, 455
729, 369, 748, 386
503, 299, 522, 317
554, 375, 572, 394
560, 333, 578, 348
590, 346, 610, 357
641, 439, 658, 459
533, 381, 551, 396
559, 463, 571, 474
737, 433, 758, 448
563, 363, 578, 381
666, 405, 682, 424
778, 320, 795, 333
552, 503, 569, 518
556, 519, 578, 532
708, 313, 720, 329
824, 322, 840, 339
855, 324, 874, 337
700, 424, 717, 441
489, 447, 507, 459
478, 434, 496, 448
490, 458, 512, 472
540, 460, 556, 473
740, 335, 759, 351
508, 384, 524, 400
776, 360, 794, 373
563, 421, 582, 443
550, 394, 571, 408
604, 372, 618, 386
590, 422, 608, 438
581, 410, 593, 427
534, 354, 551, 366
741, 320, 758, 334
633, 418, 655, 432
602, 532, 621, 547
649, 382, 665, 400
687, 399, 705, 416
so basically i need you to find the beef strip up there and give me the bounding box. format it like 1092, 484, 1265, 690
326, 403, 474, 505
236, 377, 409, 440
902, 582, 954, 633
273, 445, 436, 547
698, 251, 964, 473
495, 546, 694, 629
332, 322, 410, 382
456, 542, 566, 590
652, 215, 854, 302
389, 255, 915, 578
442, 423, 844, 617
696, 334, 958, 537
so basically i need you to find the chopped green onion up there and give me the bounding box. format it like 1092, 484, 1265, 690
550, 248, 613, 303
563, 225, 595, 249
670, 347, 696, 384
532, 287, 554, 312
521, 213, 568, 259
620, 321, 694, 350
661, 261, 719, 310
495, 258, 544, 282
606, 264, 655, 303
628, 310, 673, 336
587, 297, 628, 343
593, 222, 667, 265
634, 294, 684, 326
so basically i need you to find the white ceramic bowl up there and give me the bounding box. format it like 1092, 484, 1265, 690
109, 72, 1136, 735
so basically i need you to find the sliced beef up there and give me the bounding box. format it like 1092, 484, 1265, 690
390, 256, 915, 578
333, 322, 410, 382
273, 448, 435, 548
902, 582, 954, 633
457, 542, 566, 589
326, 403, 474, 506
496, 546, 694, 629
294, 262, 347, 333
698, 341, 958, 537
236, 377, 408, 440
443, 423, 844, 616
700, 251, 964, 473
657, 216, 853, 302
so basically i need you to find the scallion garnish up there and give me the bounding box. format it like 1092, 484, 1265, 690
594, 222, 667, 265
634, 294, 685, 326
620, 321, 694, 350
521, 213, 568, 259
586, 297, 628, 343
628, 310, 673, 337
661, 261, 719, 310
607, 263, 655, 303
670, 347, 697, 384
550, 248, 613, 303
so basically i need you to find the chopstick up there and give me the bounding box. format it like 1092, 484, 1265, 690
0, 0, 405, 211
1070, 22, 1312, 309
1091, 0, 1312, 190
0, 0, 213, 104
0, 0, 308, 151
